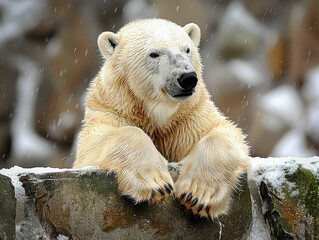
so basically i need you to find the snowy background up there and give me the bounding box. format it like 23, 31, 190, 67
0, 0, 318, 168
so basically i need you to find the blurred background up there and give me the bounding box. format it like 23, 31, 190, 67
0, 0, 318, 169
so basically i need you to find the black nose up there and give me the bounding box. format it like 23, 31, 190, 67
177, 72, 198, 90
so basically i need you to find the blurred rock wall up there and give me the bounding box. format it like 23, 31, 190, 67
0, 0, 318, 168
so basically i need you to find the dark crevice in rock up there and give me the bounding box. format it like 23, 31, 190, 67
260, 181, 296, 240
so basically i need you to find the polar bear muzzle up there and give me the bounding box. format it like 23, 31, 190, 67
165, 71, 198, 100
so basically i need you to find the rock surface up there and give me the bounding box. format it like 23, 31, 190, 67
0, 174, 16, 240
19, 168, 251, 240
250, 157, 319, 239
1, 157, 319, 239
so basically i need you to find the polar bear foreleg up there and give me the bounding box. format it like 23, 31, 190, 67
74, 125, 174, 203
174, 125, 249, 218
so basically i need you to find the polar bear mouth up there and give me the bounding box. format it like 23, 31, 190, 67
173, 92, 194, 98
164, 86, 195, 100
172, 89, 195, 99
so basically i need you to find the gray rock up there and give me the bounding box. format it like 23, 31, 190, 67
20, 169, 251, 239
2, 157, 319, 239
0, 174, 16, 240
216, 2, 263, 61
252, 158, 319, 239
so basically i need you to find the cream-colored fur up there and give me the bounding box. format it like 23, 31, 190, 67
74, 19, 250, 218
145, 101, 179, 126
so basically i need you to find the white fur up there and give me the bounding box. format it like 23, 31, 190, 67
97, 32, 119, 59
183, 23, 201, 47
146, 101, 179, 126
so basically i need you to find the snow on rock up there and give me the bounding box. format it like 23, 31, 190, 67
249, 199, 271, 240
271, 129, 317, 157
48, 111, 79, 141
217, 2, 264, 44
3, 166, 251, 239
249, 157, 319, 198
57, 234, 69, 240
10, 56, 56, 160
1, 158, 318, 239
0, 165, 98, 178
0, 166, 98, 239
302, 65, 319, 103
0, 165, 77, 217
251, 156, 319, 180
209, 59, 264, 91
249, 157, 319, 239
259, 85, 305, 131
0, 0, 46, 44
250, 157, 296, 199
248, 177, 272, 240
0, 166, 49, 239
227, 60, 264, 88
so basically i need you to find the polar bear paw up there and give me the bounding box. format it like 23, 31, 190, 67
175, 171, 233, 219
117, 168, 174, 204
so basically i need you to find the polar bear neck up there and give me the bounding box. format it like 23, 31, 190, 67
145, 101, 180, 127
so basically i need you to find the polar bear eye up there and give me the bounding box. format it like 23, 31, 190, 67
186, 47, 190, 54
150, 52, 160, 58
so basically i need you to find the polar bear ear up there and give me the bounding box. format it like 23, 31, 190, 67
183, 23, 201, 47
97, 31, 119, 58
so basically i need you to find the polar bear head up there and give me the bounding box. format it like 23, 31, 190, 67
97, 19, 202, 124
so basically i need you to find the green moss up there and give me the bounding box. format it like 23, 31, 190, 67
286, 165, 319, 235
305, 227, 311, 240
265, 165, 319, 237
286, 166, 319, 214
281, 217, 293, 233
78, 171, 118, 196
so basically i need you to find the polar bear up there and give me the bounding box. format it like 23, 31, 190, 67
74, 19, 249, 219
